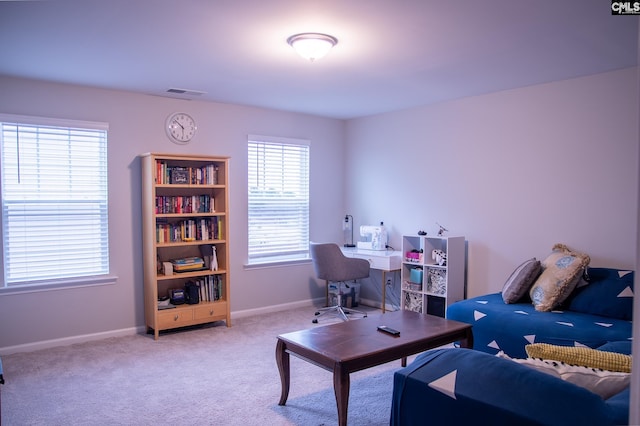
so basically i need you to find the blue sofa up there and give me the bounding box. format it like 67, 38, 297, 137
390, 267, 634, 425
447, 267, 633, 358
391, 348, 631, 426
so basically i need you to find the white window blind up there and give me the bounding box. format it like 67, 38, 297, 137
0, 115, 109, 287
248, 135, 309, 264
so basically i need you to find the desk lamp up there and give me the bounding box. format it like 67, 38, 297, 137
343, 215, 355, 247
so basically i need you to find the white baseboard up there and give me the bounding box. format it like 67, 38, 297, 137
0, 326, 145, 356
360, 297, 396, 312
231, 297, 390, 319
0, 297, 393, 355
231, 298, 320, 319
0, 298, 326, 355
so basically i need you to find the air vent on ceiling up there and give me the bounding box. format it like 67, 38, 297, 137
166, 88, 207, 96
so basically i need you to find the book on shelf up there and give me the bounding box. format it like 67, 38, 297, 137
155, 160, 219, 185
172, 256, 204, 265
155, 195, 215, 214
156, 217, 224, 243
170, 167, 189, 184
195, 275, 223, 302
171, 256, 205, 272
158, 303, 176, 310
173, 265, 205, 272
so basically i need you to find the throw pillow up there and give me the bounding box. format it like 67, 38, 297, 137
497, 351, 630, 399
566, 268, 634, 321
501, 258, 542, 303
529, 243, 590, 311
525, 343, 632, 373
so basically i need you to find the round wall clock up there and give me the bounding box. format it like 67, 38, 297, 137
165, 112, 197, 144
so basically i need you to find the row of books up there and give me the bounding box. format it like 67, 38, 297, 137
156, 217, 224, 243
156, 161, 219, 185
194, 275, 223, 302
171, 256, 205, 272
156, 195, 215, 214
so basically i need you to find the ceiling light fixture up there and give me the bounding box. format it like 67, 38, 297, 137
287, 33, 338, 62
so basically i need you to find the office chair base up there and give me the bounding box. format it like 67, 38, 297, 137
312, 304, 367, 323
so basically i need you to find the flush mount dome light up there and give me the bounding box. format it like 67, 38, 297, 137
287, 33, 338, 62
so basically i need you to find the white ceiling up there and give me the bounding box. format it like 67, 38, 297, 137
0, 0, 637, 119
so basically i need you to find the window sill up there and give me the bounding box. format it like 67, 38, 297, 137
244, 258, 311, 270
0, 275, 118, 296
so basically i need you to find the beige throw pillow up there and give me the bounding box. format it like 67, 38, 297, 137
529, 244, 590, 311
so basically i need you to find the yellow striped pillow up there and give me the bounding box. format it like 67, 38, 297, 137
525, 343, 631, 373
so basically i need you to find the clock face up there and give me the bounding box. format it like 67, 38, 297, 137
166, 112, 196, 144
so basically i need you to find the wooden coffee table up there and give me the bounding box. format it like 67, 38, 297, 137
275, 310, 473, 426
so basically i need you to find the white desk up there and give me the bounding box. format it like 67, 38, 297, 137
340, 247, 402, 313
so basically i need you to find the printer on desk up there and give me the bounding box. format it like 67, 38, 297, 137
357, 223, 387, 251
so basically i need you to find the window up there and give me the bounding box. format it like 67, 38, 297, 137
248, 135, 309, 265
0, 114, 110, 289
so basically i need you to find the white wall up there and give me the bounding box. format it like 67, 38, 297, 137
0, 67, 637, 352
0, 76, 346, 350
346, 68, 639, 300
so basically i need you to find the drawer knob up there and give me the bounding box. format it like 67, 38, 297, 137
174, 315, 179, 321
209, 309, 214, 315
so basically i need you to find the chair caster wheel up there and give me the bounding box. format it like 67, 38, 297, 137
315, 311, 320, 316
312, 319, 318, 324
364, 314, 367, 318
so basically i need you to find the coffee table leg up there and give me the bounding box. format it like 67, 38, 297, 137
460, 328, 474, 349
276, 339, 290, 405
333, 363, 350, 426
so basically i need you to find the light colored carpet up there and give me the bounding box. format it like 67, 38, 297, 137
2, 305, 415, 425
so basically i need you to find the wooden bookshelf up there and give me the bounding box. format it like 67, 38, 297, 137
140, 153, 231, 340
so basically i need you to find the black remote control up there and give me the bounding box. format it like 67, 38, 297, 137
377, 325, 400, 336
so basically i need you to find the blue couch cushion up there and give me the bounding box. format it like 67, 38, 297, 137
391, 348, 622, 426
597, 340, 632, 355
446, 292, 632, 358
606, 387, 631, 426
566, 268, 634, 321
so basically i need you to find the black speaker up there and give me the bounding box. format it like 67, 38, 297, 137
185, 281, 200, 305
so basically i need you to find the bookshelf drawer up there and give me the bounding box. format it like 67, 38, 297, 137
194, 302, 227, 320
157, 309, 193, 327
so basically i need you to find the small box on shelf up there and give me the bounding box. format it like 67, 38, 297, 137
410, 267, 423, 284
404, 292, 423, 313
404, 250, 423, 263
427, 269, 447, 295
403, 281, 422, 292
427, 296, 446, 317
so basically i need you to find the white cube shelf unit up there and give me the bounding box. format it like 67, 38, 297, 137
400, 234, 465, 317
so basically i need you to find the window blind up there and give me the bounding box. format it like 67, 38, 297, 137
0, 115, 109, 286
248, 136, 309, 264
